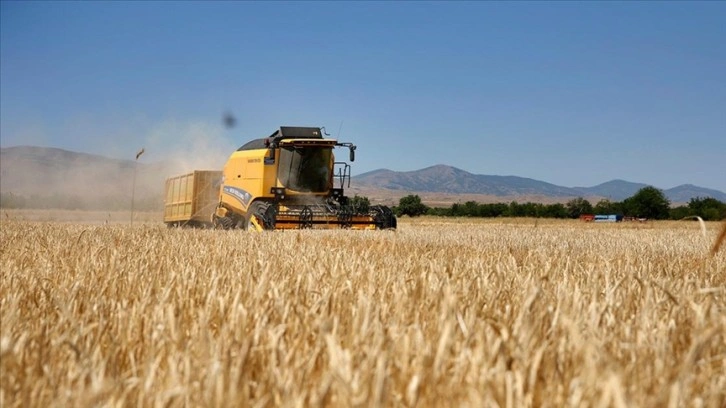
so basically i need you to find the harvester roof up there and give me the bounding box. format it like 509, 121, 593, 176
237, 126, 324, 151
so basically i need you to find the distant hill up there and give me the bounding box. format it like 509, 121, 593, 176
354, 164, 580, 197
572, 180, 649, 201
664, 184, 726, 203
353, 164, 726, 203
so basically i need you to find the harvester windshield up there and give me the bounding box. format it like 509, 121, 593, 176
278, 147, 332, 192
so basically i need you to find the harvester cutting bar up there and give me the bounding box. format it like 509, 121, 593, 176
274, 205, 368, 230
273, 217, 377, 230
260, 204, 395, 230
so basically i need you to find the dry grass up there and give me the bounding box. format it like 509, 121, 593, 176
1, 216, 724, 407
713, 221, 726, 256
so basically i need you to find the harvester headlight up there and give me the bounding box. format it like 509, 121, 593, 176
271, 187, 286, 200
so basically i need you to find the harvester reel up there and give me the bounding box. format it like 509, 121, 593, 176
337, 206, 353, 229
299, 206, 314, 229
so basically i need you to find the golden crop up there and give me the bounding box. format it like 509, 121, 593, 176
1, 217, 724, 407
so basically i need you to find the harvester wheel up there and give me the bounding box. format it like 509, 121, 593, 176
212, 214, 234, 230
245, 209, 260, 232
246, 201, 276, 231
262, 203, 278, 229
219, 216, 234, 230
245, 203, 260, 231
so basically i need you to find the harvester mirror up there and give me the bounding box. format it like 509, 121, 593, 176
349, 145, 356, 162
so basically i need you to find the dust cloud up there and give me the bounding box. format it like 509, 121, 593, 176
142, 119, 235, 174
0, 119, 239, 212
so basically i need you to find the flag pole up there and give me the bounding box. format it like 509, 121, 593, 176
131, 148, 145, 226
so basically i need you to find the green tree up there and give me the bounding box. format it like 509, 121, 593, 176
462, 201, 480, 217
542, 203, 568, 218
669, 205, 692, 220
480, 203, 508, 218
396, 194, 429, 217
623, 186, 670, 219
521, 202, 541, 217
508, 201, 526, 217
687, 197, 726, 221
593, 199, 623, 215
426, 206, 451, 216
348, 195, 371, 214
566, 197, 594, 218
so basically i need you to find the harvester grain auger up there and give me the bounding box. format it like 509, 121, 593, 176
168, 126, 396, 231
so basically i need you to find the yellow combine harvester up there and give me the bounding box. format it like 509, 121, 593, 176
164, 126, 396, 231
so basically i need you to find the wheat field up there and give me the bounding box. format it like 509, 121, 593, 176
1, 216, 724, 407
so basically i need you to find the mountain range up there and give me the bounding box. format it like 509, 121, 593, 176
1, 147, 724, 208
352, 164, 726, 203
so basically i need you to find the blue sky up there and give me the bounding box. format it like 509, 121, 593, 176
2, 1, 725, 191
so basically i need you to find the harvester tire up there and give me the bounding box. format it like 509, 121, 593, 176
244, 207, 259, 232
262, 203, 278, 229
212, 214, 234, 230
218, 216, 234, 230
245, 218, 258, 232
246, 201, 276, 231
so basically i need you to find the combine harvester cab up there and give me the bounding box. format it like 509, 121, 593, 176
212, 126, 396, 231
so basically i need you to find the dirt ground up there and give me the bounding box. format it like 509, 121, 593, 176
1, 209, 163, 224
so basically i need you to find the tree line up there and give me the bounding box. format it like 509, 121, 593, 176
390, 186, 726, 221
3, 186, 724, 221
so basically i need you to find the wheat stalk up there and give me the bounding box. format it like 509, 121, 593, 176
1, 217, 724, 407
712, 220, 726, 256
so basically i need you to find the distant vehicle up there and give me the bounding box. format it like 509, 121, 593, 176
594, 214, 622, 222
580, 214, 624, 222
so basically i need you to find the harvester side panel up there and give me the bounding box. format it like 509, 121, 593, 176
220, 149, 274, 215
164, 170, 222, 225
